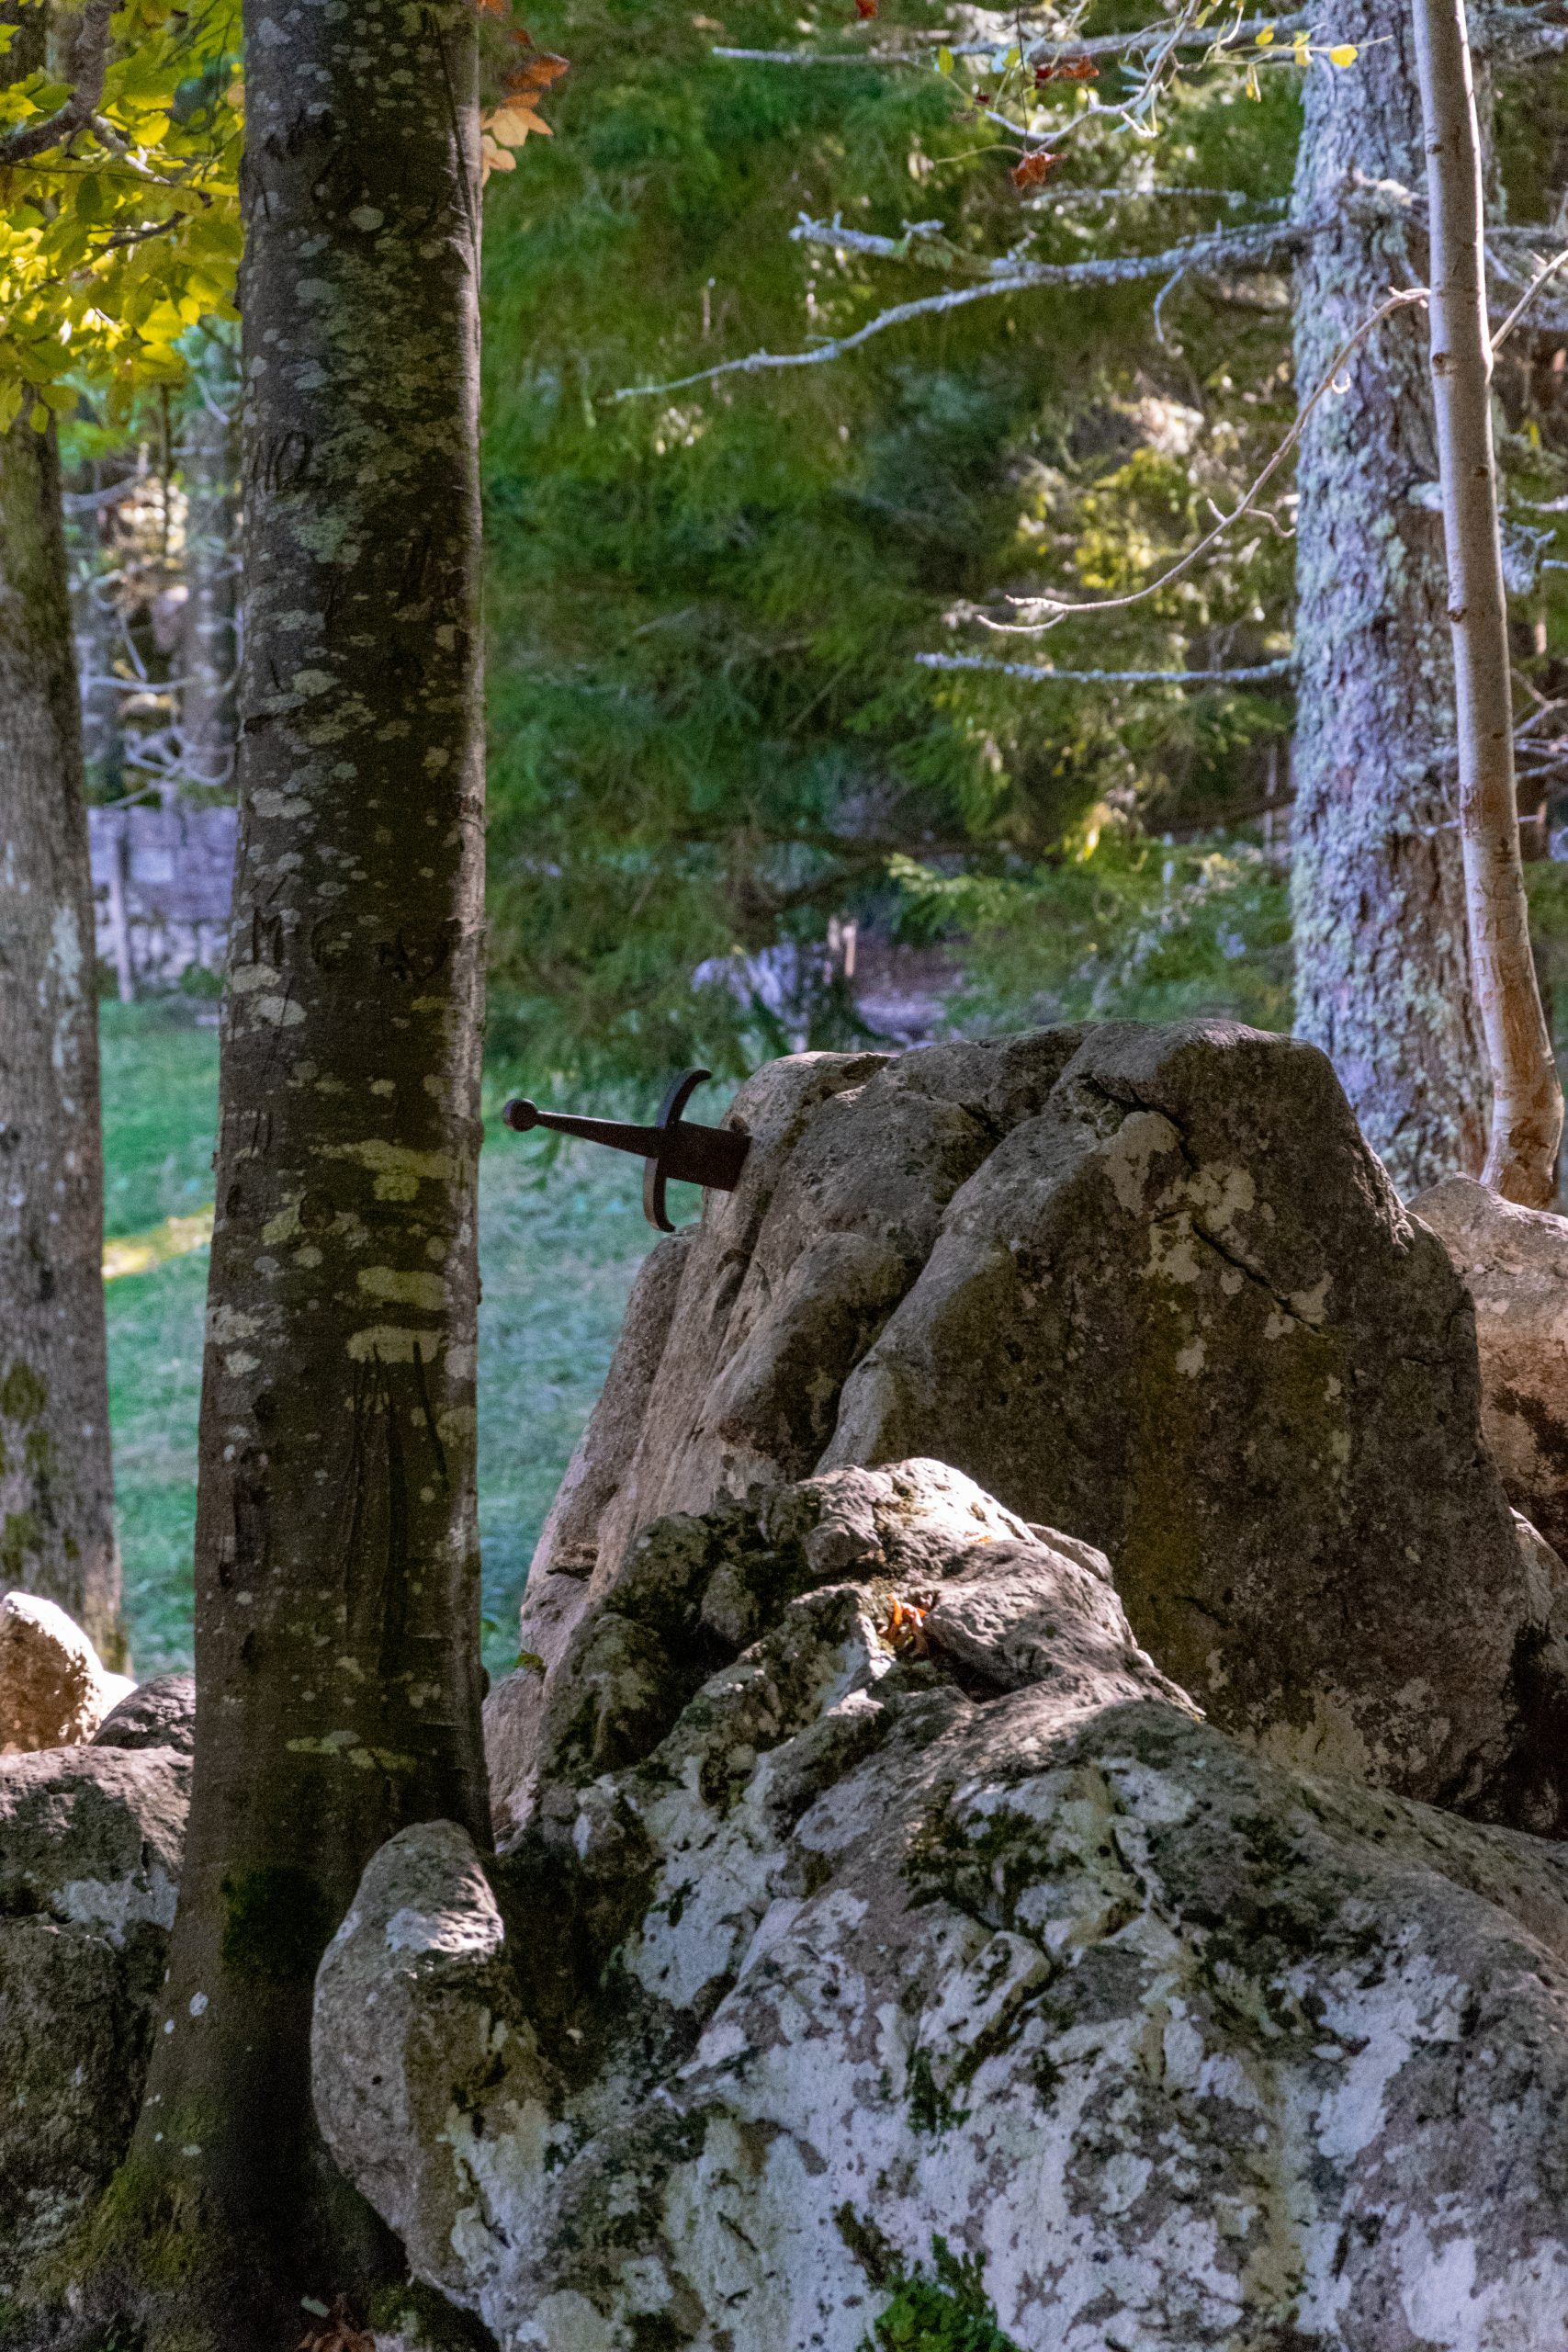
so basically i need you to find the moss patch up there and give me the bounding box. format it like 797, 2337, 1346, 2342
861, 2238, 1021, 2352
219, 1865, 337, 1984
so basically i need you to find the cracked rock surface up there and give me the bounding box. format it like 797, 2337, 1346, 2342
489, 1022, 1562, 1830
318, 1463, 1568, 2351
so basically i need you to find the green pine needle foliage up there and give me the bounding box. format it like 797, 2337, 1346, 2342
479, 0, 1303, 1082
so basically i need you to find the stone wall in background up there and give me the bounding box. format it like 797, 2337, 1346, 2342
86, 804, 235, 997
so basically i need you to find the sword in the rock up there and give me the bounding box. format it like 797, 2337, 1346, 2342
501, 1067, 750, 1234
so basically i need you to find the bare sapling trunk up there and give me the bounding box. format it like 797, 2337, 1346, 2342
0, 5, 122, 1665
179, 374, 237, 790
87, 0, 491, 2337
1411, 0, 1563, 1202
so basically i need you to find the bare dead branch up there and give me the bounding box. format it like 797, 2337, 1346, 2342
981, 286, 1430, 632
711, 14, 1310, 68
615, 214, 1308, 401
916, 651, 1293, 684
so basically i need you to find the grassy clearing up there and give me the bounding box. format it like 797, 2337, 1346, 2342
101, 1002, 655, 1678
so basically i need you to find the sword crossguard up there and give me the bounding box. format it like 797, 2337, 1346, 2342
501, 1068, 750, 1232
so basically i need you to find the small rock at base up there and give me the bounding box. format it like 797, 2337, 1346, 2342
92, 1669, 196, 1756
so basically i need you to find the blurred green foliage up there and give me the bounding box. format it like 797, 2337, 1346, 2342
479, 0, 1303, 1082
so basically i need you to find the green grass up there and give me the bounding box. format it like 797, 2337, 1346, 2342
99, 1000, 221, 1238
101, 1003, 658, 1678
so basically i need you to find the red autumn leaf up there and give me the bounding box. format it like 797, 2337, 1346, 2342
1010, 149, 1057, 189
855, 0, 878, 18
505, 47, 570, 95
1034, 56, 1099, 83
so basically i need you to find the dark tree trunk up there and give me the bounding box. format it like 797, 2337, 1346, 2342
0, 415, 123, 1662
1291, 0, 1490, 1192
0, 2, 120, 1668
97, 1, 489, 2337
179, 383, 237, 791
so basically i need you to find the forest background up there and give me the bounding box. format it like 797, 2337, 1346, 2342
71, 0, 1568, 1674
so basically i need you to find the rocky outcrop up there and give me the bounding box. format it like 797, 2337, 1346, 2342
318, 1463, 1568, 2352
1413, 1173, 1568, 1558
0, 1744, 187, 2301
0, 1592, 134, 1754
91, 1670, 196, 1757
488, 1023, 1561, 1826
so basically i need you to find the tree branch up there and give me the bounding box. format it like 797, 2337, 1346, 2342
615, 216, 1309, 401
711, 14, 1311, 69
0, 0, 114, 167
916, 652, 1294, 684
981, 287, 1430, 632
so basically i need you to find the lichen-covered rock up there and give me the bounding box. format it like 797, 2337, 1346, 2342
316, 1464, 1568, 2352
0, 1590, 135, 1753
587, 1032, 1087, 1578
0, 1745, 187, 2301
1412, 1173, 1568, 1559
824, 1023, 1543, 1815
528, 1021, 1550, 1818
91, 1669, 196, 1757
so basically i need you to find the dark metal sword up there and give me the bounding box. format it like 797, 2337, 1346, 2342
501, 1067, 750, 1233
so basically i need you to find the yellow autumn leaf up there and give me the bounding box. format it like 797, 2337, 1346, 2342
1254, 24, 1274, 43
1328, 40, 1359, 63
1245, 59, 1261, 96
487, 101, 552, 147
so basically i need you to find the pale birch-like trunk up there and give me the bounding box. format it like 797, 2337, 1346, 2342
1411, 0, 1562, 1202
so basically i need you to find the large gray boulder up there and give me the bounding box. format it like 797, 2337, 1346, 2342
487, 1023, 1562, 1827
0, 1745, 187, 2300
1413, 1173, 1568, 1559
319, 1464, 1568, 2352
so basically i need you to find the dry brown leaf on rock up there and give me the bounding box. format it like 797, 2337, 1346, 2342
296, 2299, 374, 2352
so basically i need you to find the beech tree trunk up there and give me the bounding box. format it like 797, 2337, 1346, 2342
0, 410, 123, 1662
1291, 0, 1490, 1192
1411, 0, 1562, 1202
99, 1, 490, 2337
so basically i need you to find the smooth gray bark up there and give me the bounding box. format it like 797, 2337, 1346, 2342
0, 414, 123, 1666
95, 0, 490, 2337
1291, 0, 1490, 1192
1412, 0, 1562, 1202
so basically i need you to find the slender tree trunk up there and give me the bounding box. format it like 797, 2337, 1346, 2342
70, 505, 126, 801
1291, 0, 1490, 1192
96, 2, 489, 2337
0, 413, 124, 1664
1412, 0, 1562, 1202
179, 384, 237, 791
